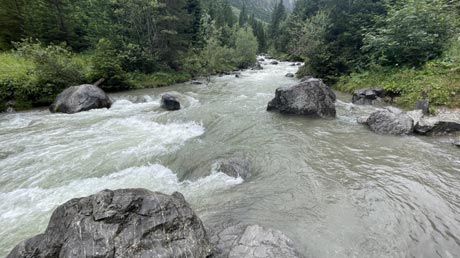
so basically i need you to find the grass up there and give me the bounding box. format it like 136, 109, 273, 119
335, 43, 460, 109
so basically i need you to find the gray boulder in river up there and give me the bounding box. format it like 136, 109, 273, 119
7, 189, 213, 258
409, 110, 460, 135
365, 107, 414, 135
267, 77, 336, 118
211, 224, 304, 258
215, 153, 252, 180
161, 93, 181, 110
49, 84, 112, 114
352, 87, 385, 105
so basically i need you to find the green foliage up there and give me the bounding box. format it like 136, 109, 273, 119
0, 41, 89, 109
129, 71, 191, 88
233, 28, 259, 68
363, 0, 455, 67
15, 40, 84, 104
90, 39, 131, 91
336, 40, 460, 108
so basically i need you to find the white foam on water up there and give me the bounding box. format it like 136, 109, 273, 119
0, 164, 242, 220
0, 164, 242, 256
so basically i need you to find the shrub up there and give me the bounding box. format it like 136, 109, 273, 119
90, 39, 132, 91
13, 40, 84, 105
363, 0, 455, 67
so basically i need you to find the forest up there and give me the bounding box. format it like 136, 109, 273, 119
0, 0, 459, 111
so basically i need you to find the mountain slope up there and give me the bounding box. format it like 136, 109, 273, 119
229, 0, 296, 22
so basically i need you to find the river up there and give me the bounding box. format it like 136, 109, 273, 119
0, 59, 459, 258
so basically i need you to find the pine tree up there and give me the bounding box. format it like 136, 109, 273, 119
239, 2, 248, 27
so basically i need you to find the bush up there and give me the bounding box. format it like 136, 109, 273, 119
13, 40, 84, 105
336, 45, 460, 108
363, 0, 455, 67
233, 27, 258, 68
90, 39, 132, 91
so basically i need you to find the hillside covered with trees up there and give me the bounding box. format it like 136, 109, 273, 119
0, 0, 459, 111
0, 0, 264, 110
267, 0, 460, 108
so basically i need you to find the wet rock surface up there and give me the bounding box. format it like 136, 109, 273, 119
49, 84, 112, 114
210, 224, 304, 258
267, 77, 336, 118
365, 107, 414, 135
215, 153, 252, 180
161, 93, 181, 110
352, 87, 385, 105
7, 189, 213, 258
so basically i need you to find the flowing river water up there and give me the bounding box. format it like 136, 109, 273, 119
1, 59, 460, 258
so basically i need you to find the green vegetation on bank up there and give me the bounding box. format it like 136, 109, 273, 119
0, 0, 263, 111
266, 0, 460, 108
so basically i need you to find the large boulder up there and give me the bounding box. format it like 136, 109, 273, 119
413, 115, 460, 135
215, 153, 252, 180
211, 224, 304, 258
365, 107, 414, 135
49, 84, 112, 114
352, 87, 385, 105
161, 93, 181, 111
7, 189, 213, 258
267, 77, 336, 118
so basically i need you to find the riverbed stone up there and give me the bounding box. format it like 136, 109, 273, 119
211, 224, 304, 258
352, 87, 385, 105
267, 77, 336, 118
414, 99, 430, 115
365, 107, 414, 135
161, 93, 181, 111
215, 153, 252, 180
270, 61, 279, 65
6, 189, 212, 258
49, 84, 112, 114
414, 116, 460, 135
285, 73, 295, 78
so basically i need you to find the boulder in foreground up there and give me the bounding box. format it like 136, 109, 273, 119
211, 224, 304, 258
365, 107, 414, 135
7, 189, 212, 258
267, 77, 336, 118
49, 84, 112, 114
161, 93, 181, 110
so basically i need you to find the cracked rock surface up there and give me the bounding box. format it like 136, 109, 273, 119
7, 189, 213, 258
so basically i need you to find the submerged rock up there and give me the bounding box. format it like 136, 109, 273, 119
454, 138, 460, 148
267, 77, 336, 118
191, 80, 204, 85
7, 189, 212, 258
211, 224, 304, 258
352, 87, 385, 105
161, 93, 181, 111
285, 73, 295, 78
365, 107, 414, 135
251, 62, 263, 70
215, 153, 252, 180
414, 117, 460, 135
270, 61, 279, 65
258, 58, 265, 62
49, 84, 112, 114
